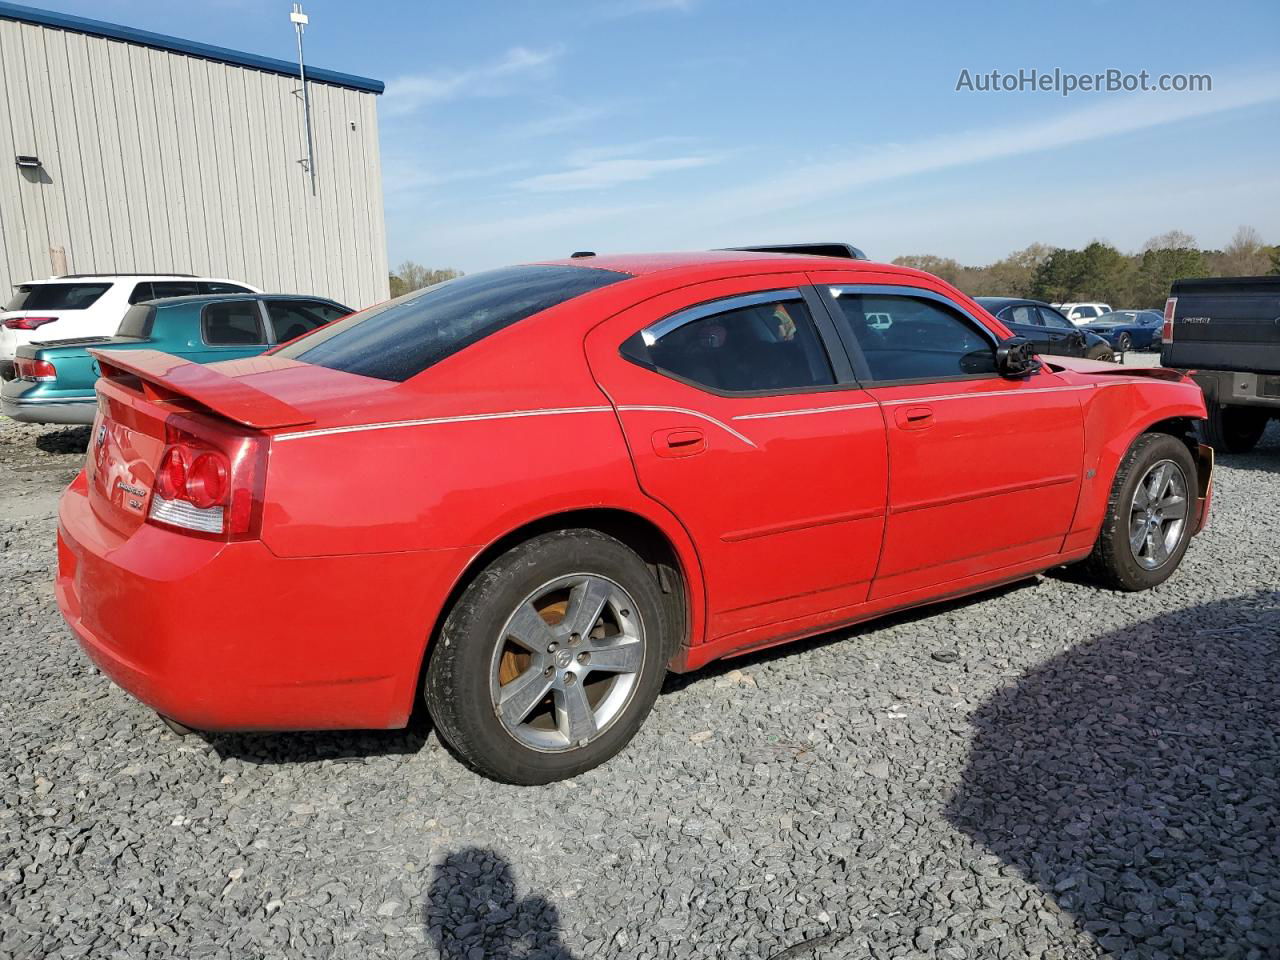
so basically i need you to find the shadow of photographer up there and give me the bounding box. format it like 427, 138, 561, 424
946, 590, 1279, 957
424, 847, 576, 960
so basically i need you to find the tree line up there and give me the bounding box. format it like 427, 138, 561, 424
388, 261, 464, 298
893, 226, 1279, 308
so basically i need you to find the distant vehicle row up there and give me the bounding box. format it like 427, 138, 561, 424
0, 274, 260, 379
1, 278, 349, 425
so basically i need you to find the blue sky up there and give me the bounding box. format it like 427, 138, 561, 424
47, 0, 1280, 272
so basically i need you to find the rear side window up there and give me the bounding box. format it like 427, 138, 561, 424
6, 282, 111, 310
621, 293, 834, 393
265, 300, 346, 343
116, 304, 157, 339
276, 265, 629, 382
1005, 305, 1039, 326
202, 302, 266, 346
831, 291, 997, 382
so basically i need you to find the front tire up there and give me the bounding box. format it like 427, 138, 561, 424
1115, 332, 1132, 353
1203, 401, 1268, 454
1079, 433, 1197, 591
1085, 343, 1115, 363
425, 529, 672, 784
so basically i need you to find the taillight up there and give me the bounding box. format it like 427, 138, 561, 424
3, 315, 57, 330
1162, 297, 1176, 343
147, 417, 267, 540
15, 357, 56, 381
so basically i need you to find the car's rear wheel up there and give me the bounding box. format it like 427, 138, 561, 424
1078, 432, 1197, 591
424, 529, 672, 784
1203, 401, 1268, 454
1116, 332, 1132, 353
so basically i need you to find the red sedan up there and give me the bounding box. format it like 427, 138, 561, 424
56, 248, 1213, 783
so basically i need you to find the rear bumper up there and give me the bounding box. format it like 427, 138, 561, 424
1186, 369, 1280, 410
1, 392, 97, 424
56, 472, 465, 731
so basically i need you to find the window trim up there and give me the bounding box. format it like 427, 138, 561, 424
200, 299, 269, 348
621, 286, 855, 398
817, 284, 1008, 387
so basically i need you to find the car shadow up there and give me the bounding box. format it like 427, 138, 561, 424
663, 578, 1038, 694
204, 708, 434, 765
1216, 421, 1280, 475
945, 590, 1280, 957
34, 425, 90, 454
423, 847, 577, 959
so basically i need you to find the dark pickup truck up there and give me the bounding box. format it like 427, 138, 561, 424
1161, 275, 1280, 453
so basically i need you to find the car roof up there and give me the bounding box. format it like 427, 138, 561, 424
147, 293, 343, 307
15, 274, 244, 284
533, 250, 917, 282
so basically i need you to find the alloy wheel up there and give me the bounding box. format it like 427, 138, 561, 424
1128, 459, 1188, 570
489, 574, 645, 752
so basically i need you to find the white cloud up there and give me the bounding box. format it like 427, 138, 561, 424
513, 139, 721, 192
383, 47, 558, 116
505, 103, 613, 138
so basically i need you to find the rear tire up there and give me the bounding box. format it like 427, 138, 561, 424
424, 529, 672, 784
1202, 401, 1268, 454
1078, 433, 1197, 591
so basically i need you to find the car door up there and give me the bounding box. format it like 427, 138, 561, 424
584, 274, 887, 644
814, 280, 1086, 600
1037, 306, 1087, 356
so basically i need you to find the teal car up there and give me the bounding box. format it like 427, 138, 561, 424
1, 294, 349, 425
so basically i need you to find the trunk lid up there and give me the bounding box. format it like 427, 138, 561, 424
83, 349, 396, 537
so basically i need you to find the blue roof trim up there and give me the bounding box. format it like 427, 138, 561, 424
0, 1, 384, 94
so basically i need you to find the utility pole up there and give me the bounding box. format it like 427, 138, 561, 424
291, 3, 317, 195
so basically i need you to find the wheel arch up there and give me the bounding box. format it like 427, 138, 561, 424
409, 505, 705, 722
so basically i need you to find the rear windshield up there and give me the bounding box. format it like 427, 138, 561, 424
115, 304, 157, 339
6, 282, 112, 311
276, 265, 629, 381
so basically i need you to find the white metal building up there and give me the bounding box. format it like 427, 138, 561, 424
0, 2, 388, 310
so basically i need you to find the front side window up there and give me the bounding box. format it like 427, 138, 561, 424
1039, 308, 1074, 329
622, 293, 835, 393
6, 282, 111, 311
277, 265, 629, 382
265, 300, 344, 343
831, 290, 997, 382
202, 302, 266, 346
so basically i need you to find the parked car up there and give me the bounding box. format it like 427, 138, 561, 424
57, 248, 1212, 784
1057, 302, 1113, 324
1, 274, 260, 380
1161, 275, 1280, 453
975, 297, 1115, 361
2, 294, 349, 425
1082, 310, 1165, 352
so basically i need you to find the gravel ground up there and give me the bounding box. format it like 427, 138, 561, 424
2, 402, 1278, 959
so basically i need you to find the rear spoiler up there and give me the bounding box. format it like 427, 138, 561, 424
89, 348, 315, 430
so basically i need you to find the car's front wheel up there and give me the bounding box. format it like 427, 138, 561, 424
1078, 432, 1197, 591
1116, 332, 1133, 352
425, 529, 673, 784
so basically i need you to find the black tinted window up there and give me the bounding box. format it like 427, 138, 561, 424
6, 282, 111, 310
832, 292, 997, 382
200, 282, 252, 295
623, 295, 834, 393
202, 302, 265, 345
278, 265, 628, 382
266, 300, 343, 343
115, 304, 157, 339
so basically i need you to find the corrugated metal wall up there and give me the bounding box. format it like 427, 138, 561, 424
0, 17, 388, 310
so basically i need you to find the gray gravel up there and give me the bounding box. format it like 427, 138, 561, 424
2, 414, 1277, 960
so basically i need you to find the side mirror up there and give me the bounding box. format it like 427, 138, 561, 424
996, 336, 1038, 378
